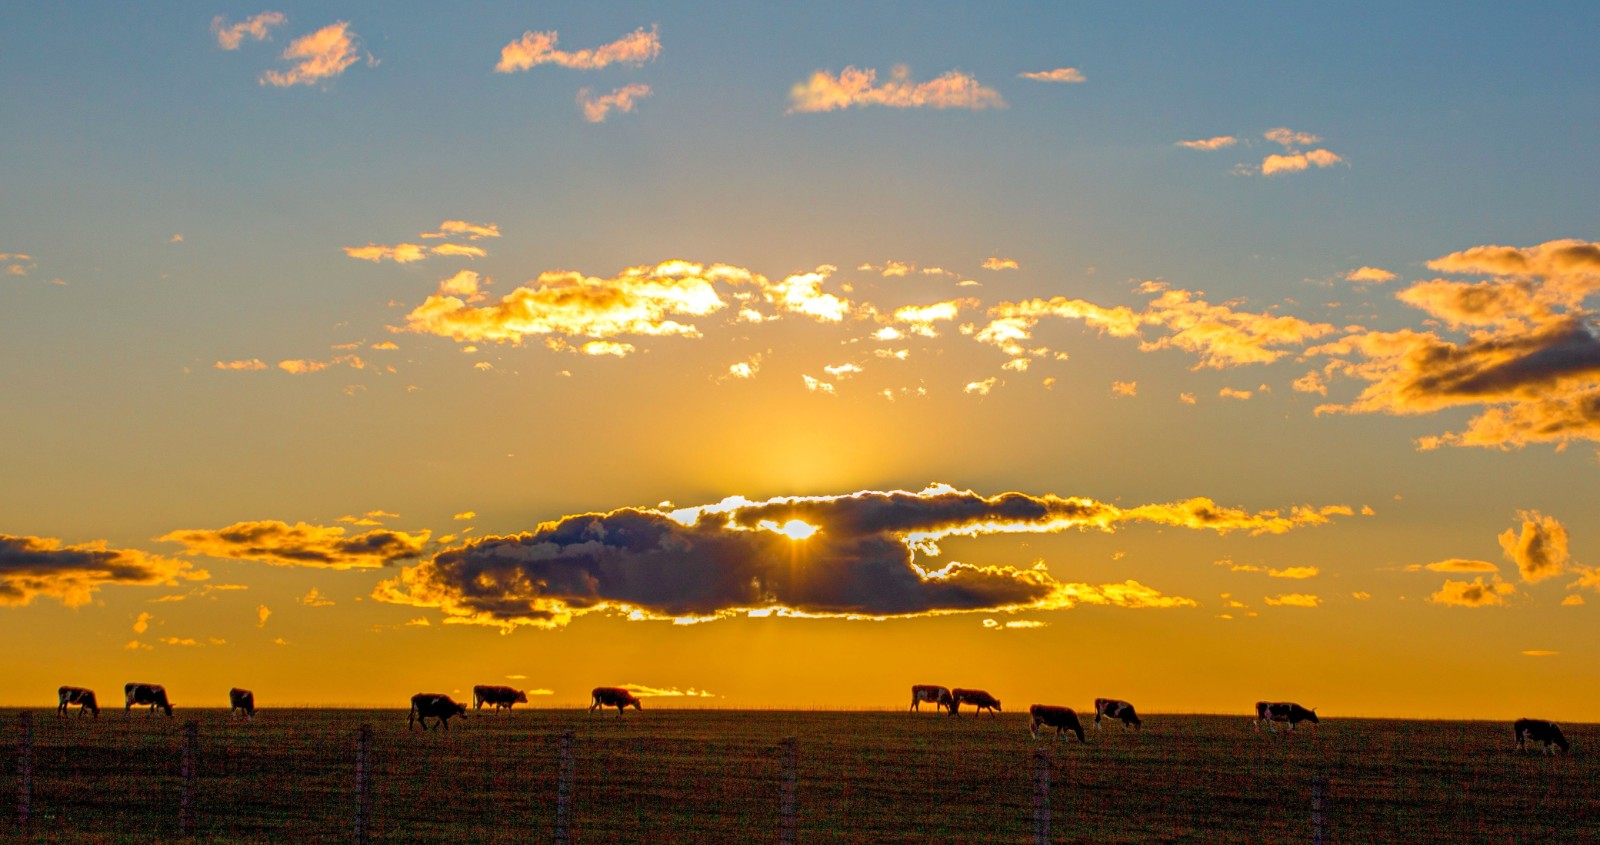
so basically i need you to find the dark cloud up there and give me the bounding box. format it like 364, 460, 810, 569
375, 485, 1347, 629
159, 520, 430, 569
0, 534, 202, 607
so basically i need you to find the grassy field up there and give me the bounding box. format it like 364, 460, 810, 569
4, 707, 1595, 843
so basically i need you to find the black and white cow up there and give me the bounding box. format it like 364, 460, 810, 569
590, 687, 642, 714
1514, 718, 1569, 755
1093, 698, 1142, 730
950, 688, 1001, 716
473, 685, 529, 712
58, 686, 99, 719
1255, 701, 1317, 732
408, 693, 468, 731
910, 684, 954, 713
1030, 704, 1086, 743
124, 683, 173, 717
229, 687, 256, 721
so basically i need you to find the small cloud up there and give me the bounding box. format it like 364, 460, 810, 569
1218, 387, 1253, 400
1265, 128, 1321, 147
212, 11, 286, 50
1111, 380, 1137, 397
1351, 591, 1372, 600
404, 617, 431, 626
981, 618, 1050, 630
125, 640, 152, 651
495, 25, 660, 73
344, 243, 428, 263
273, 637, 289, 646
159, 636, 200, 647
132, 611, 153, 634
215, 359, 269, 372
1521, 650, 1558, 657
578, 83, 653, 123
1561, 594, 1585, 606
1179, 392, 1197, 405
257, 604, 271, 628
1430, 576, 1515, 608
421, 221, 501, 241
1018, 67, 1084, 83
1498, 510, 1569, 583
788, 65, 1004, 113
1411, 559, 1499, 574
1346, 266, 1396, 283
453, 511, 476, 521
824, 363, 862, 379
1264, 593, 1321, 608
617, 683, 717, 699
802, 374, 835, 394
259, 21, 368, 88
506, 674, 528, 680
1268, 566, 1319, 579
1176, 136, 1237, 151
982, 257, 1019, 271
964, 377, 998, 396
1261, 149, 1343, 175
170, 233, 184, 243
298, 588, 335, 607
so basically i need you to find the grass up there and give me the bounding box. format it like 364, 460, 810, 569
5, 708, 1595, 843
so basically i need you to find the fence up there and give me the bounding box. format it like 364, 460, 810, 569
7, 710, 1599, 843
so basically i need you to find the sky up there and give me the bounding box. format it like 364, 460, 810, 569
3, 2, 1598, 719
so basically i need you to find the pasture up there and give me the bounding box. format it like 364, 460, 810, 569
5, 708, 1596, 843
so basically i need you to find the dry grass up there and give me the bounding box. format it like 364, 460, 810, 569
5, 708, 1595, 843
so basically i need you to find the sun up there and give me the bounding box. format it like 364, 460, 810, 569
759, 519, 818, 540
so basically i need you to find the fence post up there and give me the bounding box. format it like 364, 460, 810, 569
1311, 775, 1325, 845
16, 712, 32, 831
779, 736, 798, 845
1032, 746, 1051, 845
179, 719, 198, 835
354, 724, 373, 845
554, 730, 574, 845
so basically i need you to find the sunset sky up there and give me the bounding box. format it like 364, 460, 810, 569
4, 3, 1598, 720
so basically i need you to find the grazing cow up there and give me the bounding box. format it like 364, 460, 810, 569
57, 686, 99, 719
229, 688, 256, 721
473, 685, 529, 712
950, 688, 1002, 716
590, 687, 642, 714
1255, 701, 1317, 732
408, 693, 468, 731
1514, 718, 1569, 755
1030, 705, 1087, 743
910, 684, 954, 713
1094, 698, 1142, 730
124, 683, 173, 717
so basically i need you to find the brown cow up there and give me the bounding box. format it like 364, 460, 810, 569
1030, 705, 1086, 743
409, 693, 468, 731
590, 687, 642, 714
473, 685, 529, 712
58, 686, 99, 719
950, 688, 1001, 716
910, 684, 954, 713
229, 688, 256, 720
124, 683, 173, 717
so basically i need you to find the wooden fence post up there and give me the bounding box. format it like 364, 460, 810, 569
779, 737, 798, 845
15, 711, 32, 831
1311, 775, 1325, 845
554, 730, 574, 845
1032, 746, 1051, 845
179, 719, 198, 835
354, 724, 373, 845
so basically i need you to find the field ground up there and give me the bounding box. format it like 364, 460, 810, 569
4, 708, 1595, 844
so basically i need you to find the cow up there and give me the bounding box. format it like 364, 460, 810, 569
57, 686, 99, 719
1514, 718, 1569, 755
950, 688, 1001, 716
473, 685, 529, 712
1094, 698, 1142, 730
124, 683, 173, 717
590, 687, 642, 714
1255, 701, 1317, 732
408, 693, 468, 731
1030, 704, 1087, 743
229, 688, 256, 721
910, 684, 954, 713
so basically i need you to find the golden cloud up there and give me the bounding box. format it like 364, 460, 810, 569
429, 243, 487, 259
421, 220, 501, 240
1111, 380, 1137, 397
1177, 136, 1238, 151
982, 257, 1019, 271
1263, 593, 1321, 608
0, 534, 203, 608
1313, 240, 1600, 450
1260, 149, 1343, 175
344, 243, 428, 263
1346, 266, 1397, 283
578, 83, 653, 123
1019, 68, 1085, 83
788, 65, 1004, 112
159, 521, 430, 570
1430, 576, 1515, 608
212, 12, 286, 50
1409, 559, 1500, 573
215, 359, 268, 371
373, 483, 1346, 630
1498, 510, 1569, 583
495, 25, 661, 72
259, 21, 365, 88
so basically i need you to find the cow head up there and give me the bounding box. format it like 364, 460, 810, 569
514, 689, 529, 704
1303, 707, 1319, 724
